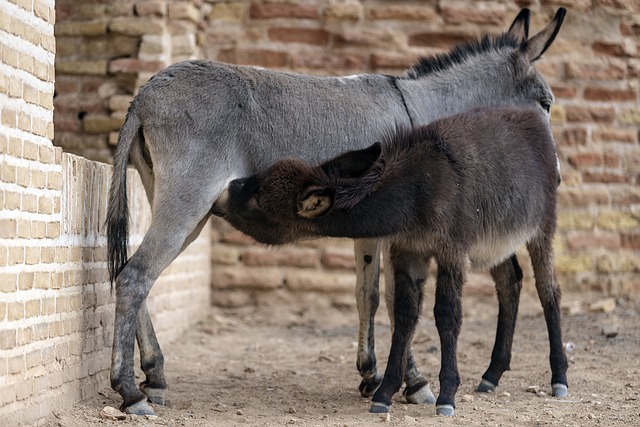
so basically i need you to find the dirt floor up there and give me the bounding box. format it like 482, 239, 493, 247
46, 291, 640, 427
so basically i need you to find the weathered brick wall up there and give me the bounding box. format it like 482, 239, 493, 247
0, 0, 211, 424
52, 0, 640, 307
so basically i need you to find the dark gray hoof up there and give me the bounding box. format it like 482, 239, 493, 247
359, 374, 382, 398
369, 401, 391, 413
405, 384, 436, 405
552, 383, 568, 398
141, 385, 166, 405
436, 404, 455, 417
122, 399, 154, 416
476, 379, 497, 393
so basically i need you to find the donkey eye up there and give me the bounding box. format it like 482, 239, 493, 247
540, 100, 552, 113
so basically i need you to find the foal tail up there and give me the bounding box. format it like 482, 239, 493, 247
107, 111, 141, 285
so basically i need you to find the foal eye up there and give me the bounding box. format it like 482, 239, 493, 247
540, 100, 552, 113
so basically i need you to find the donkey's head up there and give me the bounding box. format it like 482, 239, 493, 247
404, 8, 566, 120
218, 143, 384, 245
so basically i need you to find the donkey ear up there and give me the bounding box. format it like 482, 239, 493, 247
522, 8, 566, 63
506, 8, 530, 43
320, 142, 382, 179
297, 186, 335, 218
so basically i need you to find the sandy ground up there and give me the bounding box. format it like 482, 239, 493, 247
45, 291, 640, 427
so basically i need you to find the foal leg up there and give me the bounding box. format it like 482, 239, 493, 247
370, 251, 428, 413
477, 255, 523, 393
382, 247, 435, 404
354, 239, 383, 397
527, 236, 569, 397
433, 263, 465, 416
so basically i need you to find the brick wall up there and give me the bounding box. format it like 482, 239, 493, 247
52, 0, 640, 309
0, 0, 211, 424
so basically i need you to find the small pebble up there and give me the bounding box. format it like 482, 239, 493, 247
526, 385, 540, 394
236, 410, 243, 415
564, 342, 575, 352
589, 298, 616, 313
461, 394, 474, 402
501, 391, 511, 397
602, 323, 619, 338
288, 406, 297, 414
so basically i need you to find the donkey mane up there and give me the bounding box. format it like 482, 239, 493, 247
406, 33, 520, 79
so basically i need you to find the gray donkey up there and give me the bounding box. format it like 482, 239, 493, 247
216, 106, 567, 416
107, 8, 566, 415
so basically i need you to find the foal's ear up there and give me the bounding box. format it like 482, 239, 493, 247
522, 8, 566, 62
297, 186, 335, 218
506, 8, 530, 43
320, 142, 382, 179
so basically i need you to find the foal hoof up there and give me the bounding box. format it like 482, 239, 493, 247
140, 385, 166, 405
359, 374, 383, 398
122, 399, 155, 416
404, 383, 436, 405
369, 401, 391, 414
436, 404, 455, 417
476, 379, 497, 393
552, 383, 568, 398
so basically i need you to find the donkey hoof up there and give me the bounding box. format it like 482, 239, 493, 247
436, 404, 455, 417
369, 401, 391, 414
476, 379, 497, 393
122, 399, 155, 416
552, 383, 568, 398
141, 385, 166, 405
359, 374, 382, 398
404, 384, 436, 405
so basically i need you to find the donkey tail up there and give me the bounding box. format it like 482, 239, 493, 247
107, 110, 141, 284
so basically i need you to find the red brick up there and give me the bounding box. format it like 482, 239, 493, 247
558, 187, 610, 207
595, 0, 640, 11
333, 30, 398, 49
292, 53, 365, 71
567, 231, 620, 250
321, 248, 356, 270
565, 60, 626, 80
367, 5, 438, 21
621, 15, 640, 36
583, 171, 628, 184
621, 232, 640, 249
550, 84, 577, 99
584, 86, 637, 102
592, 41, 635, 57
565, 106, 615, 124
249, 3, 318, 19
568, 152, 621, 169
409, 32, 470, 48
108, 58, 165, 74
218, 49, 288, 68
592, 128, 638, 144
555, 127, 588, 146
268, 28, 329, 46
440, 2, 506, 26
241, 248, 320, 268
370, 52, 419, 70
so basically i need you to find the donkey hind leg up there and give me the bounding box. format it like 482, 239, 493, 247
354, 239, 383, 397
527, 235, 569, 398
433, 263, 465, 417
111, 181, 217, 415
381, 246, 435, 405
476, 255, 523, 393
135, 214, 211, 406
370, 251, 428, 413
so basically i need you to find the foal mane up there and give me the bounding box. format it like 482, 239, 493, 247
405, 32, 520, 79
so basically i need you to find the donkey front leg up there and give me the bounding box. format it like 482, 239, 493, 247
354, 239, 383, 397
433, 263, 465, 416
477, 255, 523, 393
370, 251, 428, 413
527, 236, 569, 398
